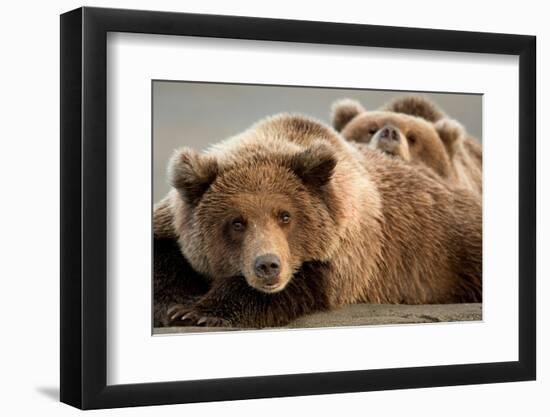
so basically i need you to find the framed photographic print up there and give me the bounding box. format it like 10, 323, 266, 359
60, 6, 536, 409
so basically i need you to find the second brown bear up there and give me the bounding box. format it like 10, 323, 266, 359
332, 96, 482, 196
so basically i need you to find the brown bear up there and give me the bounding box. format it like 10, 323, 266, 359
332, 96, 482, 196
385, 96, 482, 190
155, 113, 482, 328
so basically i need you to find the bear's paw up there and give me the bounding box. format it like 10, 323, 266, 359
167, 304, 232, 327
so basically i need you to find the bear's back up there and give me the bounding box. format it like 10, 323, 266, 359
329, 147, 482, 305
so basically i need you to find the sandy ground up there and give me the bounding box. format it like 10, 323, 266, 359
154, 303, 482, 334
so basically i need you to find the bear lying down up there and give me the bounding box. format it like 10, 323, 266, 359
154, 113, 482, 328
332, 96, 482, 197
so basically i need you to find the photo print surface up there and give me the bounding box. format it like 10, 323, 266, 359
152, 81, 482, 335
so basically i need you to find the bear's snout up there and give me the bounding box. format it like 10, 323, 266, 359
372, 124, 408, 159
379, 125, 400, 142
254, 254, 281, 283
241, 228, 292, 293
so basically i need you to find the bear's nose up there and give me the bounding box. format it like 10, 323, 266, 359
380, 125, 400, 142
254, 254, 281, 281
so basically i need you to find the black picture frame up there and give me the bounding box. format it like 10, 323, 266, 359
60, 6, 536, 410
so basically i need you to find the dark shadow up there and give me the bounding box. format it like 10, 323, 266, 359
36, 386, 59, 401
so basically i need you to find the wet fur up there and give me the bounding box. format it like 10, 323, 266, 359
153, 237, 209, 327
167, 261, 332, 328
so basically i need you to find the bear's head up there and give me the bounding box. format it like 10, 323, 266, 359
168, 140, 340, 294
332, 98, 465, 179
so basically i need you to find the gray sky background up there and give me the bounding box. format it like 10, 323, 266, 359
153, 81, 482, 203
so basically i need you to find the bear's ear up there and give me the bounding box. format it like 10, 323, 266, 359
331, 99, 365, 132
385, 96, 445, 122
168, 147, 218, 205
434, 118, 465, 158
290, 142, 337, 188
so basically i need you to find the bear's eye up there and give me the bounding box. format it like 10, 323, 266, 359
407, 134, 417, 145
279, 211, 291, 224
231, 218, 246, 232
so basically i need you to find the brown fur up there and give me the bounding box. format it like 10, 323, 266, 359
332, 97, 483, 196
153, 237, 209, 327
153, 198, 209, 326
385, 95, 445, 122
156, 114, 482, 328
